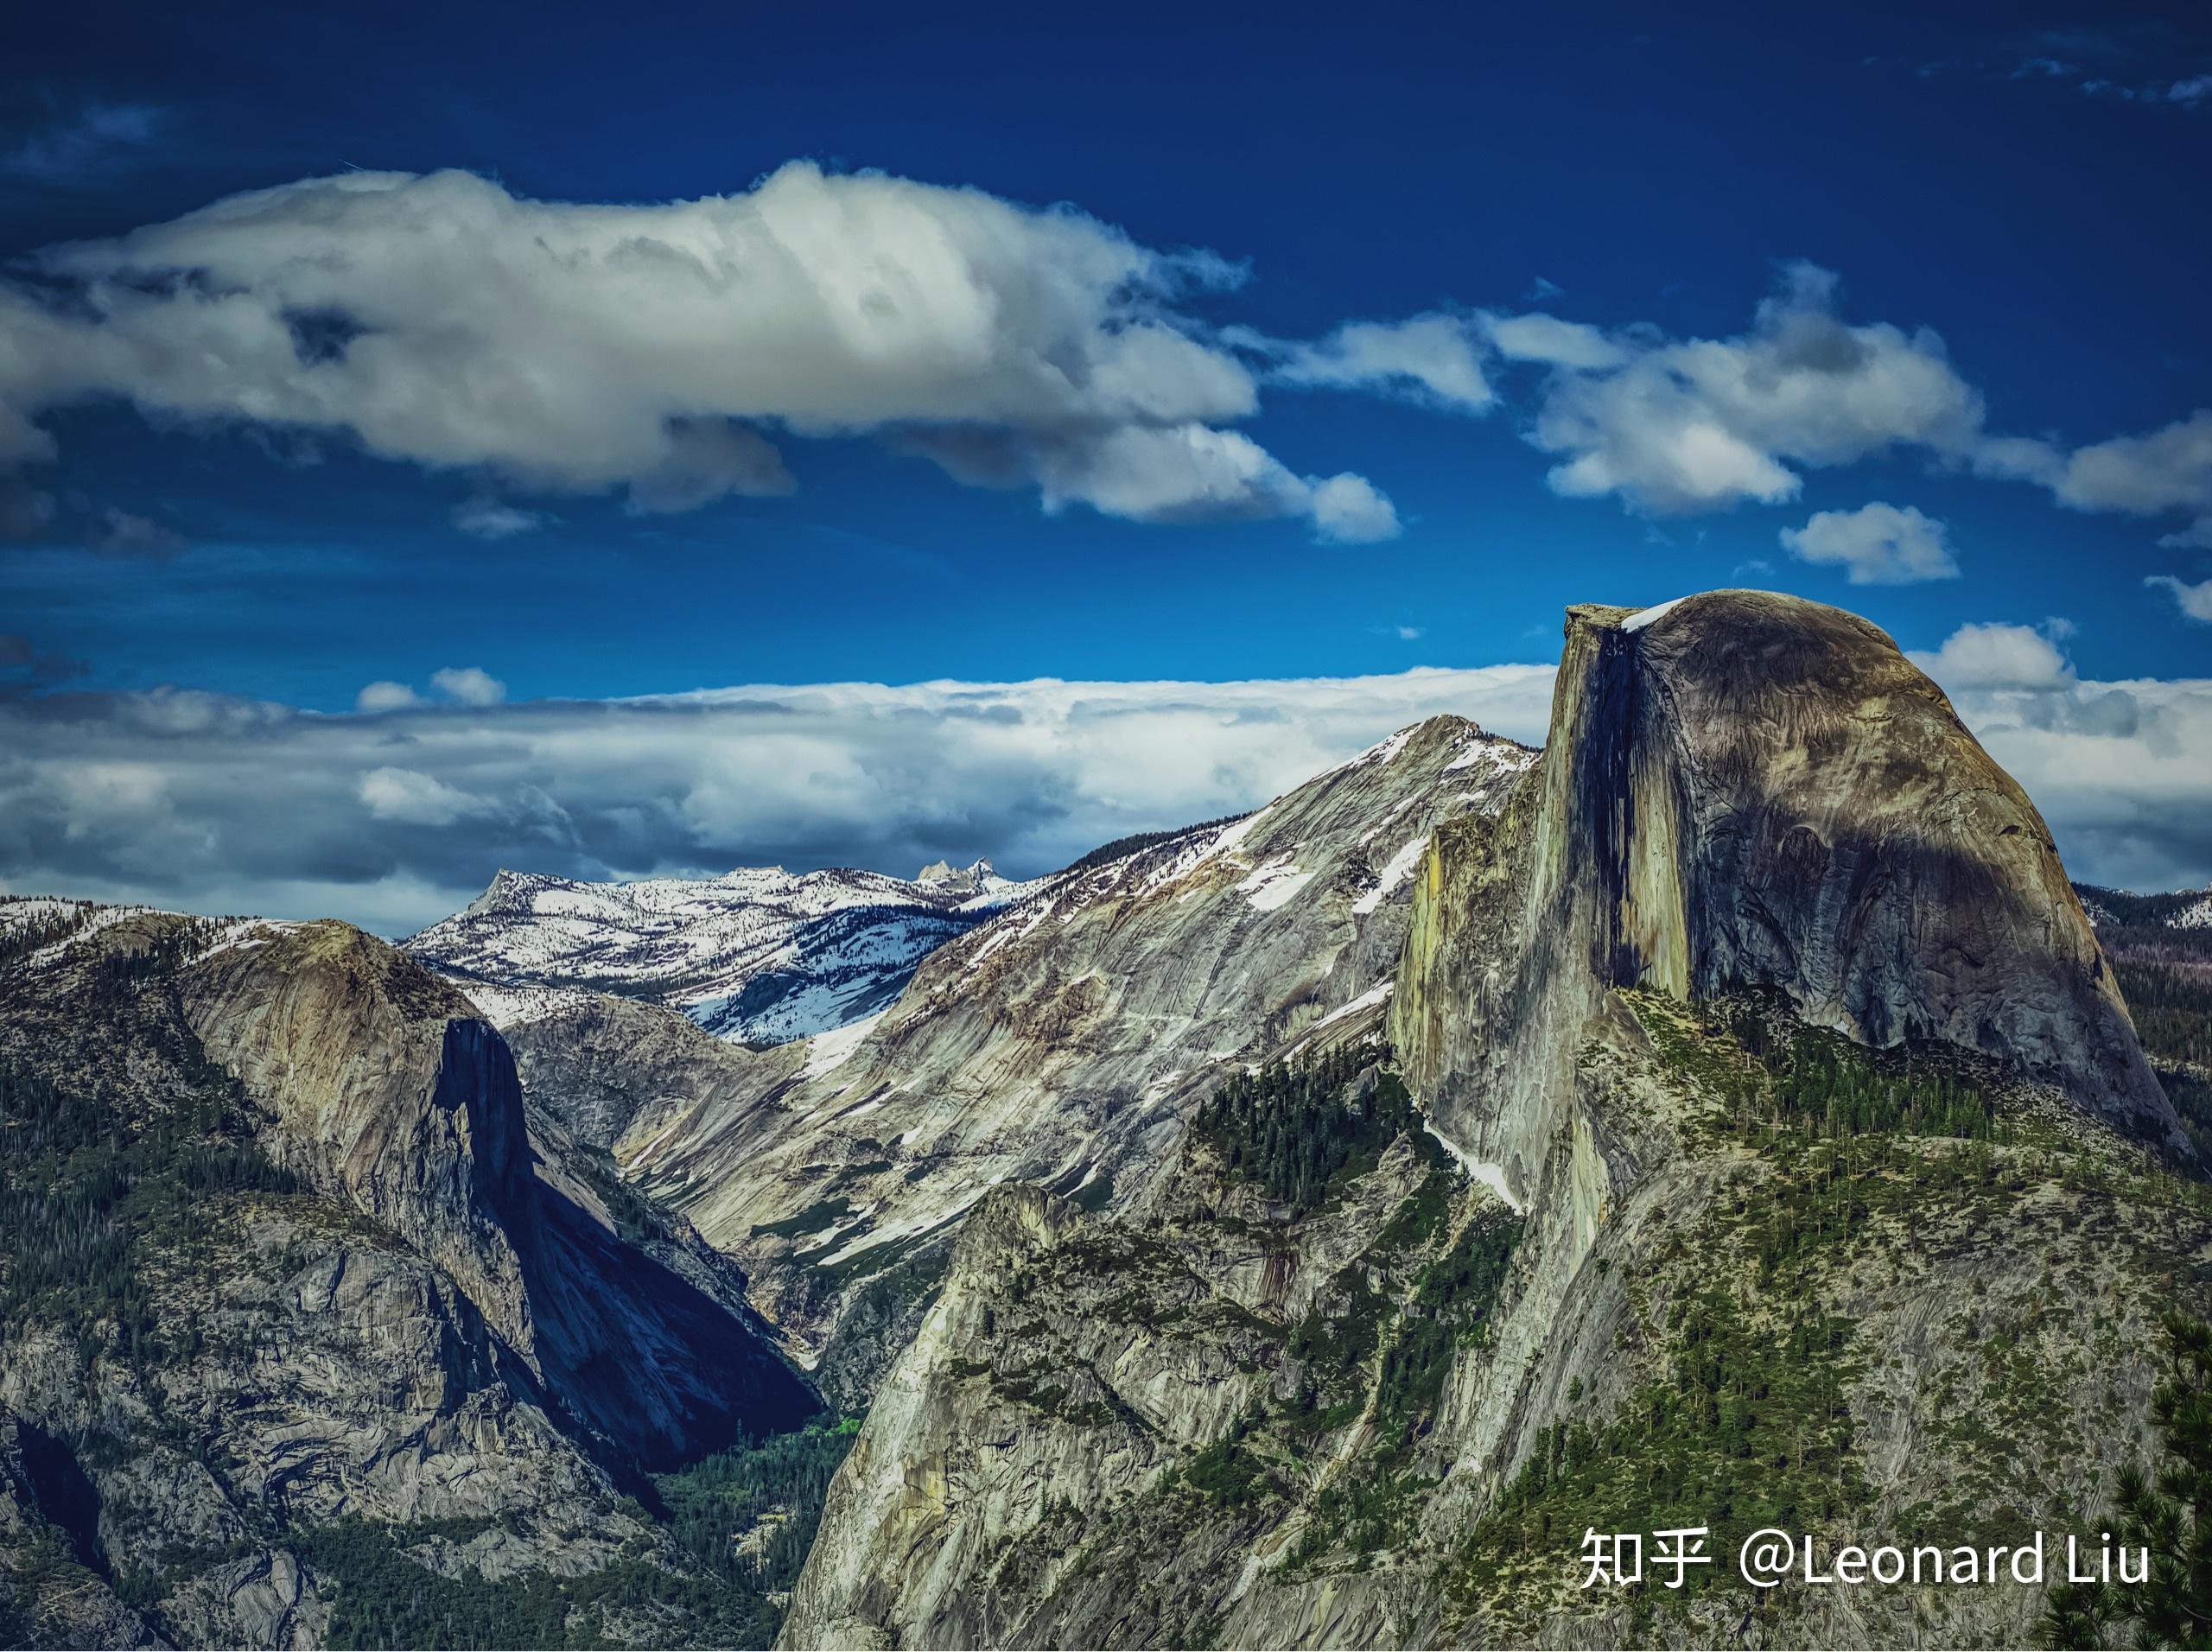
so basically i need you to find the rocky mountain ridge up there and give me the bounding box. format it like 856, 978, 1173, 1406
608, 716, 1535, 1401
0, 902, 821, 1647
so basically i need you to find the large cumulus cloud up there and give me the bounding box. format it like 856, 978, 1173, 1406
5, 163, 2209, 568
1491, 268, 2211, 582
1522, 264, 1987, 513
0, 162, 1409, 542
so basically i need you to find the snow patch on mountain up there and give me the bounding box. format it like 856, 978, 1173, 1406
1622, 594, 1690, 632
1236, 853, 1315, 912
803, 1009, 887, 1080
1354, 834, 1431, 916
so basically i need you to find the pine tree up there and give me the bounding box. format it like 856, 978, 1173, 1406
2046, 1312, 2212, 1649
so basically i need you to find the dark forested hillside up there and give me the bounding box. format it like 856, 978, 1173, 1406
2076, 883, 2212, 1158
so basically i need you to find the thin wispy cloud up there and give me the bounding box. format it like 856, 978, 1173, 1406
2, 98, 163, 183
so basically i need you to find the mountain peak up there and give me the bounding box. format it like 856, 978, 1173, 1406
1399, 589, 2179, 1161
915, 856, 1001, 894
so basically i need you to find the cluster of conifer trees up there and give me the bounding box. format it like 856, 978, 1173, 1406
1055, 813, 1249, 879
0, 924, 292, 1368
651, 1417, 861, 1597
1191, 1042, 1420, 1212
1711, 1001, 1998, 1141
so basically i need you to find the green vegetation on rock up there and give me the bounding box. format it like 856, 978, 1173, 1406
650, 1417, 862, 1605
2045, 1312, 2212, 1650
1192, 1045, 1438, 1214
0, 933, 297, 1369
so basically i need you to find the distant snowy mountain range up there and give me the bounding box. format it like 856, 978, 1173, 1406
2075, 880, 2212, 934
405, 857, 1033, 1044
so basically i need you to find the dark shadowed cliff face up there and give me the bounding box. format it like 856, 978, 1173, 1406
181, 923, 542, 1356
1, 905, 821, 1644
178, 920, 817, 1470
1395, 591, 2178, 1186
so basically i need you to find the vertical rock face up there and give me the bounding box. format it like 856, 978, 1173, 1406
779, 591, 2196, 1652
182, 921, 539, 1355
1395, 591, 2178, 1182
3, 906, 822, 1646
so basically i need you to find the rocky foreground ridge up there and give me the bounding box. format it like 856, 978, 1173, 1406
0, 906, 817, 1647
3, 590, 2209, 1650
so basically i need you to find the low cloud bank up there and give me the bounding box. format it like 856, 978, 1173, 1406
0, 666, 1556, 936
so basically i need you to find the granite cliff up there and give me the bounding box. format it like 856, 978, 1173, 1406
0, 909, 817, 1647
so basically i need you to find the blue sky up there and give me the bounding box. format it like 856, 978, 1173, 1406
2, 0, 2209, 926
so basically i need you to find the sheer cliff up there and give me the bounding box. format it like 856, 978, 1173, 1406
6, 591, 2205, 1651
1391, 591, 2177, 1202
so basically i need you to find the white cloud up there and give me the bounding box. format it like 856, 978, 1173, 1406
1479, 311, 1625, 370
359, 766, 491, 826
1933, 666, 2212, 894
2056, 409, 2212, 517
2169, 76, 2212, 105
1961, 410, 2212, 550
453, 498, 555, 539
1257, 314, 1493, 411
1910, 621, 2075, 691
1525, 264, 1985, 514
430, 666, 505, 706
1018, 422, 1399, 542
0, 162, 1402, 539
1307, 472, 1402, 543
1780, 501, 1961, 585
354, 680, 423, 713
9, 639, 2212, 927
2148, 575, 2212, 622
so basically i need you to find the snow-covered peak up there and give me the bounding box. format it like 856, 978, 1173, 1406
914, 857, 1011, 899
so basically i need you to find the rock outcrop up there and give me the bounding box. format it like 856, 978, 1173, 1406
183, 922, 538, 1354
0, 907, 814, 1646
7, 591, 2202, 1651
